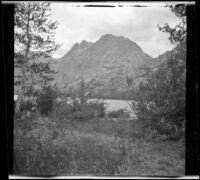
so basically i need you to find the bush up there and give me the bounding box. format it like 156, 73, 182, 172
128, 120, 146, 140
107, 109, 130, 118
14, 119, 124, 175
51, 101, 92, 122
14, 139, 124, 175
51, 101, 73, 121
14, 115, 60, 175
91, 102, 106, 118
71, 103, 100, 122
20, 100, 36, 112
153, 119, 184, 140
37, 86, 56, 115
129, 14, 186, 140
51, 97, 106, 122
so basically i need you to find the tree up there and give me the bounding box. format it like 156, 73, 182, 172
36, 85, 56, 115
158, 4, 186, 44
78, 79, 96, 104
14, 2, 60, 113
131, 4, 186, 136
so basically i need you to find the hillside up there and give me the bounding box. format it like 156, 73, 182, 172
14, 34, 174, 99
55, 34, 157, 98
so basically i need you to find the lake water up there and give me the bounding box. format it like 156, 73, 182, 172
103, 99, 132, 112
88, 98, 136, 118
14, 95, 136, 118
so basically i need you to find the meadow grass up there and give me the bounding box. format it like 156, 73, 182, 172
14, 113, 185, 176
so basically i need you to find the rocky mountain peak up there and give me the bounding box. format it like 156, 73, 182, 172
80, 40, 93, 46
55, 34, 158, 98
98, 33, 127, 42
99, 33, 116, 39
94, 34, 142, 53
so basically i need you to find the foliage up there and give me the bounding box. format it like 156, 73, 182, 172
54, 79, 106, 122
91, 101, 106, 118
157, 4, 186, 44
14, 114, 185, 176
130, 4, 186, 139
20, 100, 36, 112
14, 115, 124, 175
107, 109, 130, 118
14, 2, 60, 112
14, 2, 59, 60
77, 79, 97, 104
51, 101, 73, 121
37, 86, 57, 115
14, 136, 124, 175
49, 80, 106, 122
51, 99, 106, 122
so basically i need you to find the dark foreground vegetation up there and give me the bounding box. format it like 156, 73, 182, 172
14, 87, 185, 176
14, 113, 185, 176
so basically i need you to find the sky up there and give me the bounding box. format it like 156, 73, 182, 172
50, 2, 183, 58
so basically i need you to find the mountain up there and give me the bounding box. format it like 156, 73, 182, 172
55, 34, 159, 98
14, 34, 179, 99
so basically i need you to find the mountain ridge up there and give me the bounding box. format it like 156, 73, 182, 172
55, 34, 157, 98
14, 33, 173, 99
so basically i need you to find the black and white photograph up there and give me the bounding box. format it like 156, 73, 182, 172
8, 1, 193, 178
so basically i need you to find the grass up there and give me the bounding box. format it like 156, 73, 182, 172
13, 113, 185, 176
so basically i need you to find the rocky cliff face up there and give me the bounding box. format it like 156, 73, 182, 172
55, 34, 163, 98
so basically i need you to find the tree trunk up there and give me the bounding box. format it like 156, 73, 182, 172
15, 5, 31, 114
15, 66, 26, 113
15, 81, 23, 113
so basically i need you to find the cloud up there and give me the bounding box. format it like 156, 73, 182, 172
50, 3, 182, 58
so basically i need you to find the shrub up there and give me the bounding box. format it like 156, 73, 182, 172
129, 6, 186, 140
37, 86, 56, 115
52, 101, 90, 122
14, 119, 124, 175
154, 119, 184, 140
91, 102, 106, 118
20, 100, 36, 112
72, 111, 86, 121
70, 103, 98, 121
50, 92, 106, 122
107, 109, 130, 118
14, 139, 124, 175
82, 104, 95, 119
107, 110, 121, 118
51, 101, 73, 121
144, 129, 160, 140
127, 120, 146, 140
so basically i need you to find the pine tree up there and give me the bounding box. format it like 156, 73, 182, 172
14, 2, 60, 113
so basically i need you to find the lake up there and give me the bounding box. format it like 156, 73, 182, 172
14, 95, 136, 118
88, 98, 136, 118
